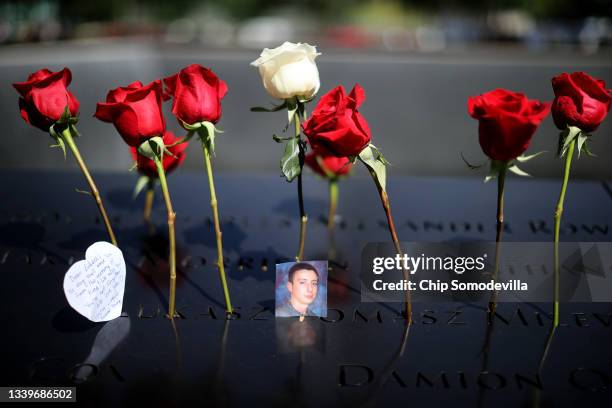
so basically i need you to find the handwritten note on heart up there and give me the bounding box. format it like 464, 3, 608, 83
63, 241, 126, 322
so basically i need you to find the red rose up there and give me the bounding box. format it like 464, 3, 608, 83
164, 64, 228, 127
130, 131, 187, 178
468, 89, 550, 161
302, 84, 371, 157
94, 80, 166, 147
551, 72, 611, 133
305, 146, 352, 178
13, 67, 80, 131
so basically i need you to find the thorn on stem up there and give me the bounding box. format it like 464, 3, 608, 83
75, 188, 92, 196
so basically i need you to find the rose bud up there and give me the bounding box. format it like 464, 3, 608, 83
305, 147, 352, 179
303, 84, 371, 157
130, 131, 187, 178
250, 41, 320, 100
468, 89, 550, 162
551, 72, 611, 133
94, 80, 166, 147
13, 67, 80, 131
164, 64, 228, 127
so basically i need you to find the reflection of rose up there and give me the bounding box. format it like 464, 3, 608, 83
287, 319, 316, 348
136, 232, 189, 288
327, 263, 350, 302
250, 41, 321, 100
305, 146, 352, 179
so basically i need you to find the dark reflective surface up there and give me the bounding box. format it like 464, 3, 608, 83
1, 170, 611, 407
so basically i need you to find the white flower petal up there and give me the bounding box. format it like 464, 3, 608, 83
251, 41, 321, 99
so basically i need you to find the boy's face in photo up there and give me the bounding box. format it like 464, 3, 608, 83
287, 269, 319, 307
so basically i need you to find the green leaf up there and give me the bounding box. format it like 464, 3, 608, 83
272, 134, 294, 143
280, 136, 301, 182
138, 136, 165, 160
180, 120, 202, 131
558, 126, 581, 158
207, 132, 216, 155
484, 160, 507, 183
460, 152, 485, 170
484, 162, 497, 182
69, 123, 81, 138
49, 124, 58, 139
133, 175, 151, 198
48, 125, 67, 159
576, 132, 589, 159
128, 162, 138, 172
358, 145, 387, 191
297, 95, 314, 104
286, 98, 298, 124
297, 100, 307, 121
250, 101, 287, 113
75, 188, 92, 196
582, 142, 597, 157
516, 151, 546, 162
165, 130, 194, 148
59, 105, 71, 124
369, 144, 391, 166
197, 122, 219, 155
163, 146, 176, 158
556, 131, 565, 157
508, 164, 531, 177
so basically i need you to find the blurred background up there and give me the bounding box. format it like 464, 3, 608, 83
1, 0, 611, 179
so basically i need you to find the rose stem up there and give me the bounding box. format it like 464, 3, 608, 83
489, 162, 507, 316
532, 325, 557, 407
295, 112, 307, 261
143, 180, 156, 235
481, 162, 508, 369
327, 180, 338, 262
495, 163, 507, 244
61, 127, 117, 246
553, 138, 576, 327
328, 179, 338, 232
153, 154, 177, 319
367, 168, 412, 324
143, 180, 155, 224
202, 140, 233, 315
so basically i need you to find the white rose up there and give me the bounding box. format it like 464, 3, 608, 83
251, 41, 321, 100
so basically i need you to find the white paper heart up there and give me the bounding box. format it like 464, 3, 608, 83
63, 241, 126, 322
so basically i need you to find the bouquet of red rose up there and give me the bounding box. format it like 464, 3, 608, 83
95, 66, 235, 318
